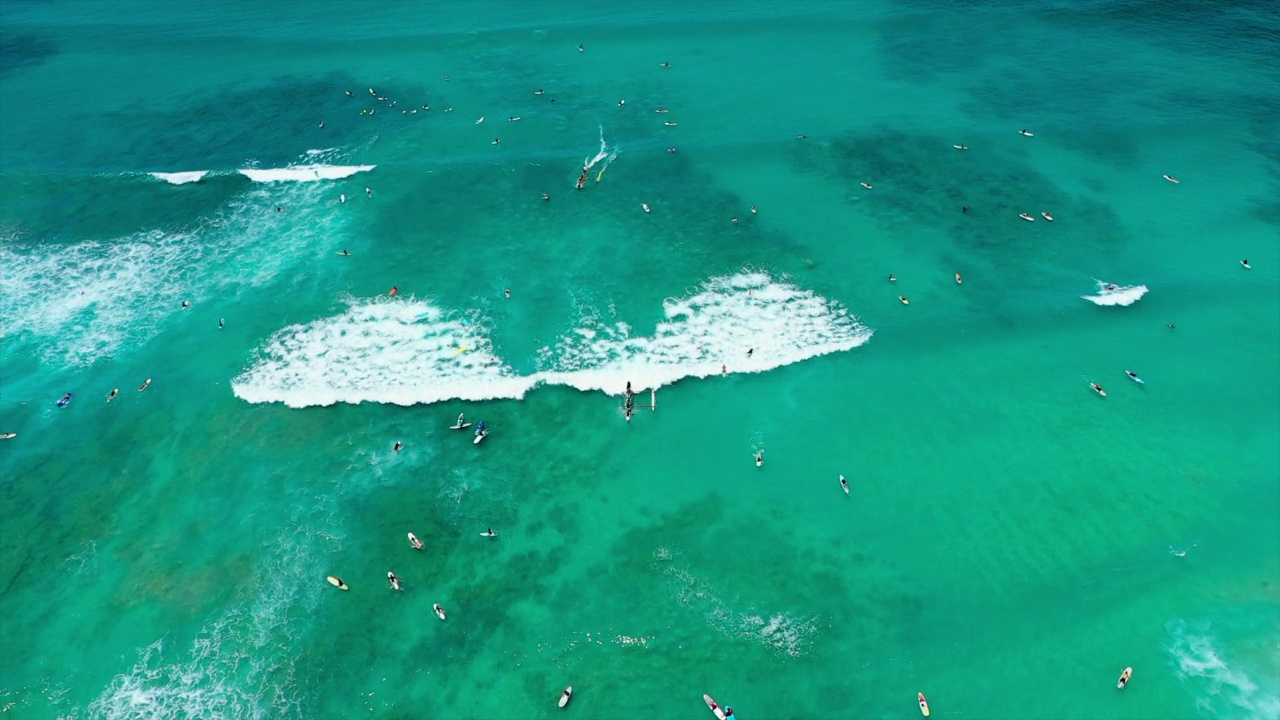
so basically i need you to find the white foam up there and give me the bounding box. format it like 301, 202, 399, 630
232, 298, 532, 408
1167, 620, 1280, 719
149, 171, 209, 185
237, 164, 375, 183
1, 184, 344, 368
1082, 279, 1149, 306
232, 271, 873, 408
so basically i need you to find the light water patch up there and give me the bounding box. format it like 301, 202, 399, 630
1166, 619, 1280, 719
656, 550, 817, 657
1082, 280, 1149, 306
231, 298, 529, 408
149, 171, 208, 185
236, 164, 375, 183
0, 183, 344, 368
233, 271, 872, 407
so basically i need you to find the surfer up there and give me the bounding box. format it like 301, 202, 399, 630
107, 388, 119, 403
339, 249, 351, 256
618, 99, 626, 106
962, 205, 969, 213
626, 381, 633, 396
457, 413, 465, 426
1167, 323, 1177, 329
365, 187, 371, 196
887, 274, 896, 282
1241, 259, 1251, 269
276, 206, 283, 213
755, 451, 763, 466
750, 205, 757, 214
219, 318, 225, 329
578, 44, 584, 52
486, 527, 495, 536
388, 571, 401, 591
1105, 284, 1116, 291
732, 217, 739, 225
667, 147, 678, 153
410, 534, 424, 550
796, 134, 807, 139
660, 61, 671, 68
747, 348, 753, 358
534, 89, 545, 95
57, 393, 73, 407
722, 364, 727, 375
339, 193, 346, 203
542, 191, 550, 201
389, 286, 399, 296
181, 300, 190, 309
505, 289, 512, 298
393, 441, 404, 453
318, 121, 324, 128
725, 707, 736, 720
492, 138, 501, 145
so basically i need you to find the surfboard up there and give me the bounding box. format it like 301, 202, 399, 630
651, 389, 656, 410
703, 695, 727, 720
0, 433, 16, 440
918, 692, 930, 717
387, 572, 401, 591
899, 295, 910, 305
1117, 667, 1132, 689
1019, 212, 1035, 222
452, 346, 469, 355
56, 394, 73, 407
1041, 212, 1054, 221
1019, 130, 1034, 136
408, 532, 423, 549
327, 576, 349, 590
1163, 174, 1180, 184
955, 273, 963, 285
1125, 371, 1145, 385
433, 603, 446, 620
480, 531, 497, 537
449, 423, 472, 430
473, 431, 487, 445
755, 454, 763, 467
138, 379, 152, 392
840, 475, 850, 495
953, 144, 968, 150
559, 687, 573, 708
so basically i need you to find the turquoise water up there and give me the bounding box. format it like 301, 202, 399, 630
2, 1, 1278, 718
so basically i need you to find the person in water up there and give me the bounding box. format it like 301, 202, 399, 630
1167, 323, 1177, 329
962, 205, 969, 213
725, 707, 735, 720
887, 274, 896, 282
393, 441, 403, 453
504, 289, 512, 298
339, 249, 350, 256
626, 381, 632, 395
181, 300, 190, 308
542, 191, 550, 201
218, 318, 225, 329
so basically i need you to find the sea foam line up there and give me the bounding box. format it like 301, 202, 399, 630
236, 164, 375, 183
231, 271, 873, 408
1082, 279, 1148, 306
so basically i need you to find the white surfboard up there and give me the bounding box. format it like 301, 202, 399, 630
703, 694, 727, 720
449, 423, 472, 430
755, 453, 763, 467
434, 603, 446, 620
480, 531, 497, 538
1117, 666, 1132, 689
0, 433, 16, 440
473, 431, 487, 445
840, 475, 850, 495
408, 532, 423, 549
651, 389, 656, 410
559, 687, 573, 708
327, 576, 349, 590
138, 378, 152, 392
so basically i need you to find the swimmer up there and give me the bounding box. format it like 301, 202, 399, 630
796, 134, 807, 139
107, 388, 119, 403
667, 147, 678, 153
887, 274, 896, 282
541, 192, 550, 201
750, 205, 757, 214
339, 249, 351, 256
504, 289, 511, 298
345, 90, 353, 96
393, 441, 403, 453
962, 205, 969, 213
181, 300, 190, 308
1241, 259, 1252, 269
1167, 323, 1177, 329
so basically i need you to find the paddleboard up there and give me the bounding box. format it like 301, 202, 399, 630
449, 423, 473, 430
452, 346, 469, 355
840, 475, 850, 495
1091, 383, 1107, 398
0, 433, 16, 440
703, 694, 727, 720
1041, 211, 1054, 221
473, 431, 487, 445
1117, 667, 1132, 689
918, 692, 930, 717
1019, 212, 1035, 222
408, 532, 423, 549
434, 603, 446, 620
559, 687, 573, 708
327, 576, 349, 590
1125, 371, 1145, 385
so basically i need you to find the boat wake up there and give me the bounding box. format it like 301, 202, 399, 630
231, 271, 873, 408
1082, 280, 1148, 306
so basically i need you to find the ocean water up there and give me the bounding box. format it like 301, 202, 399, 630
2, 1, 1278, 718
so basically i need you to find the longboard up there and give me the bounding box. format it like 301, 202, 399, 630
327, 576, 349, 590
703, 694, 726, 720
559, 687, 573, 708
473, 431, 487, 445
434, 603, 446, 620
449, 423, 472, 430
1117, 667, 1132, 689
918, 692, 930, 717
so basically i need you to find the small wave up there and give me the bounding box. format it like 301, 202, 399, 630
233, 271, 872, 408
237, 164, 375, 183
1167, 620, 1280, 719
1082, 280, 1148, 306
149, 171, 208, 185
